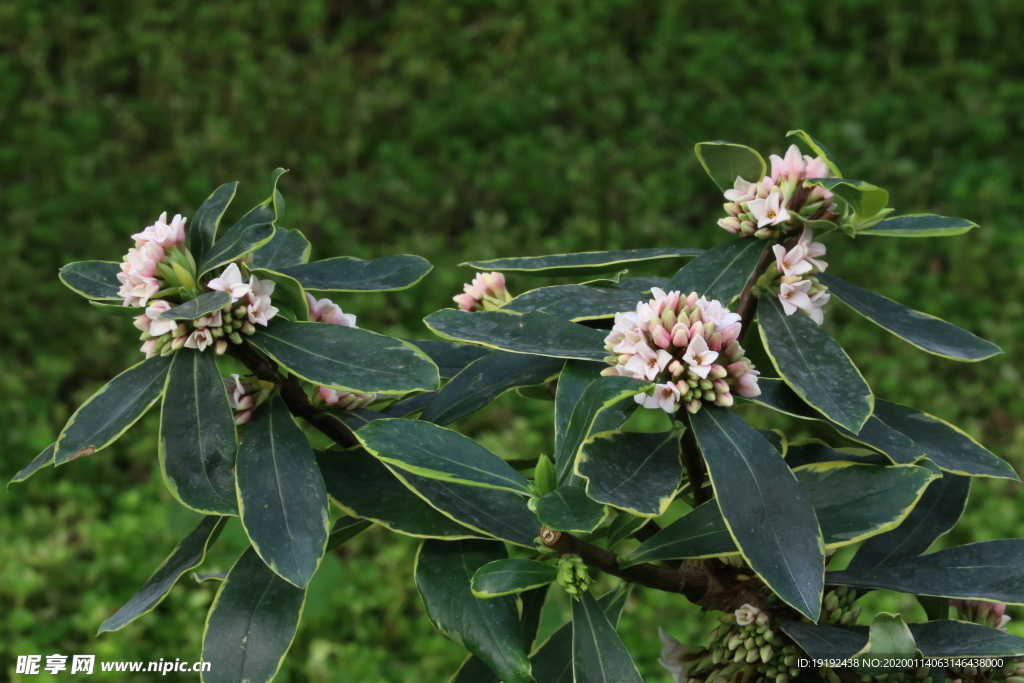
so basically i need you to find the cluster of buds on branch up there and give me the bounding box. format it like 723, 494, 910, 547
951, 600, 1012, 631
752, 226, 831, 325
117, 212, 192, 306
818, 586, 861, 626
718, 146, 840, 240
602, 289, 760, 414
660, 604, 801, 683
453, 271, 513, 311
133, 262, 278, 357
308, 293, 377, 410
556, 555, 592, 598
223, 374, 272, 425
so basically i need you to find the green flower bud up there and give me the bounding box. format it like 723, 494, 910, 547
760, 644, 774, 663
699, 379, 714, 391
733, 647, 747, 663
234, 306, 247, 319
728, 633, 744, 650
755, 635, 765, 647
240, 322, 256, 335
533, 455, 557, 496
712, 648, 725, 665
745, 637, 756, 650
839, 611, 854, 626
777, 675, 789, 683
824, 592, 840, 613
215, 340, 229, 355
556, 555, 591, 598
763, 630, 776, 643
159, 341, 176, 357
229, 332, 244, 345
211, 326, 225, 339
767, 668, 778, 679
756, 611, 770, 626
829, 608, 842, 622
746, 647, 760, 663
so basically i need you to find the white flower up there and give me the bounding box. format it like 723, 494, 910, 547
696, 296, 742, 329
772, 243, 814, 278
807, 290, 831, 325
736, 369, 761, 398
681, 335, 718, 379
117, 271, 161, 307
657, 627, 702, 683
144, 300, 178, 336
245, 275, 278, 326
207, 263, 252, 303
724, 176, 756, 203
735, 603, 760, 626
195, 310, 223, 329
653, 382, 681, 412
770, 144, 806, 181
184, 328, 214, 352
778, 280, 813, 316
797, 226, 828, 272
624, 339, 673, 381
222, 374, 255, 410
748, 192, 791, 228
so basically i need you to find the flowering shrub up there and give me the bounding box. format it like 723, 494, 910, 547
13, 134, 1024, 683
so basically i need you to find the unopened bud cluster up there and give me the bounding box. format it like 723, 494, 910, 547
602, 289, 760, 414
556, 555, 592, 598
453, 271, 513, 312
753, 226, 831, 325
660, 605, 801, 683
117, 212, 192, 306
717, 145, 839, 240
818, 586, 860, 626
951, 599, 1012, 631
308, 294, 377, 410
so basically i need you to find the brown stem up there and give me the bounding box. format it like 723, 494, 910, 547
680, 414, 711, 505
231, 343, 360, 449
734, 242, 776, 340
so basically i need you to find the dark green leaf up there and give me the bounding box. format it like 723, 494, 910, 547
89, 300, 144, 317
388, 467, 538, 547
471, 559, 558, 597
249, 319, 440, 394
849, 472, 971, 570
160, 350, 237, 515
54, 355, 172, 465
381, 392, 436, 417
607, 512, 648, 548
620, 462, 935, 567
820, 273, 1001, 361
198, 170, 286, 275
280, 254, 432, 292
859, 214, 979, 238
201, 546, 305, 683
689, 406, 824, 619
424, 309, 609, 361
577, 428, 683, 517
748, 379, 923, 464
59, 261, 123, 300
694, 141, 767, 191
357, 418, 533, 495
806, 178, 889, 220
531, 586, 631, 683
249, 268, 309, 321
830, 539, 1024, 604
236, 396, 329, 588
572, 590, 643, 683
317, 447, 482, 539
98, 516, 227, 633
872, 399, 1018, 479
759, 296, 873, 433
535, 487, 608, 533
160, 290, 232, 320
794, 462, 936, 547
325, 515, 372, 551
776, 620, 866, 660
8, 443, 55, 489
786, 130, 843, 177
461, 248, 702, 277
918, 596, 949, 621
407, 340, 491, 378
504, 279, 662, 321
554, 361, 605, 483
251, 228, 311, 270
667, 238, 767, 304
422, 351, 563, 425
192, 571, 227, 584
785, 442, 889, 468
188, 181, 238, 266
911, 620, 1024, 657
557, 376, 650, 484
416, 540, 533, 683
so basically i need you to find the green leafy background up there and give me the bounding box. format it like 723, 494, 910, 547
2, 1, 1023, 681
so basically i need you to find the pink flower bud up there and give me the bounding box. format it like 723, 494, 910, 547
685, 399, 702, 414
454, 293, 479, 311
651, 325, 672, 349
668, 360, 684, 377
712, 379, 730, 394
714, 392, 734, 407
719, 323, 741, 347
718, 217, 741, 234
685, 292, 699, 307
600, 367, 618, 376
736, 372, 761, 398
234, 410, 252, 425
723, 340, 743, 361
726, 361, 750, 379
660, 307, 677, 329
671, 324, 690, 348
706, 332, 722, 352
688, 321, 704, 341
724, 202, 743, 217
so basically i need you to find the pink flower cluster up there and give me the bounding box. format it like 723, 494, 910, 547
454, 272, 513, 312
601, 289, 761, 414
117, 212, 188, 306
133, 263, 278, 358
770, 226, 830, 325
951, 600, 1011, 631
307, 293, 376, 410
718, 145, 840, 240
224, 374, 257, 425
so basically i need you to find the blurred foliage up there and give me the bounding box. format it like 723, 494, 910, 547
2, 0, 1023, 681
